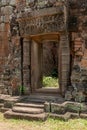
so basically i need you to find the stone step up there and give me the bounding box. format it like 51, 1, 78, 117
0, 107, 9, 113
49, 112, 79, 121
21, 97, 45, 104
4, 110, 48, 121
21, 94, 64, 103
49, 101, 87, 114
0, 103, 4, 107
35, 88, 59, 95
15, 103, 44, 109
12, 106, 44, 114
49, 112, 87, 120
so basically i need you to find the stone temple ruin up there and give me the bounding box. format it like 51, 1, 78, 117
0, 0, 87, 120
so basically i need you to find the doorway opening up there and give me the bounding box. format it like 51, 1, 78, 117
42, 41, 59, 89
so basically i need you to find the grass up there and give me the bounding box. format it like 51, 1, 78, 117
1, 113, 87, 130
43, 76, 59, 87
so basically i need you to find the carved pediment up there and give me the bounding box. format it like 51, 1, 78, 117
18, 6, 66, 36
17, 0, 67, 37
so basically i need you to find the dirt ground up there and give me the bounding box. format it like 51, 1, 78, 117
0, 113, 39, 130
0, 113, 87, 130
0, 122, 33, 130
0, 120, 42, 130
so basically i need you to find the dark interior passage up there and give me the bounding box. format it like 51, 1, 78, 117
42, 41, 59, 88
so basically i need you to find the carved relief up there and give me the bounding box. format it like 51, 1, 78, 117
19, 13, 65, 36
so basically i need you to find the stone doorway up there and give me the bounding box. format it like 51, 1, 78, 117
31, 40, 59, 94
29, 33, 70, 96
21, 33, 70, 96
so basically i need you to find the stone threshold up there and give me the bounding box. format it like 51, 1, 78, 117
35, 88, 60, 94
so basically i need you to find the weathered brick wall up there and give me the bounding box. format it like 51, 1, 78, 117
0, 0, 13, 94
69, 0, 87, 67
0, 0, 21, 95
0, 0, 10, 82
0, 0, 16, 57
65, 0, 87, 102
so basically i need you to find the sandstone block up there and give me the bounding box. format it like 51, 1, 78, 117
51, 103, 65, 114
0, 23, 6, 32
65, 91, 73, 101
1, 16, 4, 23
44, 102, 50, 112
1, 7, 5, 15
4, 6, 13, 15
3, 15, 10, 23
1, 0, 10, 6
10, 0, 16, 6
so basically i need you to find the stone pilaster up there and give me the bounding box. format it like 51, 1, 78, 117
31, 41, 43, 92
59, 33, 70, 96
23, 38, 31, 95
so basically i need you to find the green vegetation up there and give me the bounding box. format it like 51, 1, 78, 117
43, 76, 59, 87
19, 85, 26, 94
1, 113, 87, 130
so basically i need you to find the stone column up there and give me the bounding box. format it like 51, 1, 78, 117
59, 33, 70, 96
23, 38, 31, 95
31, 41, 43, 92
